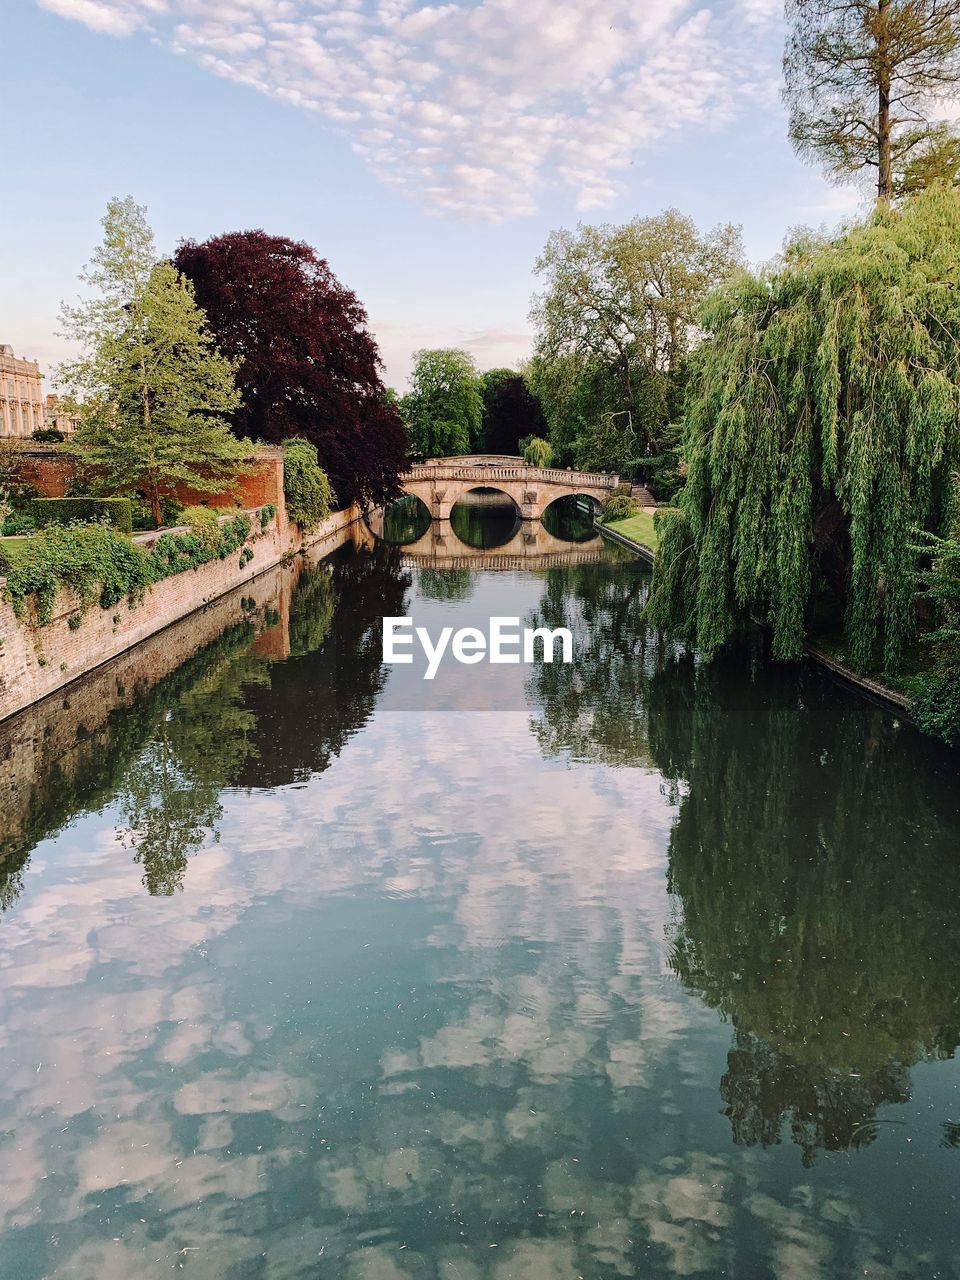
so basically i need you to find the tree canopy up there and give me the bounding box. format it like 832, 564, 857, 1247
401, 348, 483, 458
59, 198, 245, 526
174, 230, 407, 508
649, 186, 960, 672
530, 210, 743, 473
784, 0, 960, 200
480, 371, 548, 455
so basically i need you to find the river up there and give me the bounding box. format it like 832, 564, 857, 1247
0, 496, 958, 1279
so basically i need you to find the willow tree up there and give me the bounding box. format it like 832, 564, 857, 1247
649, 186, 960, 672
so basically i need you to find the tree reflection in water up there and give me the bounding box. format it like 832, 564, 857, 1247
526, 560, 960, 1163
525, 555, 667, 769
119, 544, 410, 887
0, 620, 269, 905
4, 540, 959, 1178
0, 543, 409, 904
118, 627, 267, 895
657, 651, 960, 1165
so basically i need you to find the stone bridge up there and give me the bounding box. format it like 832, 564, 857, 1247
400, 456, 618, 521
365, 507, 608, 570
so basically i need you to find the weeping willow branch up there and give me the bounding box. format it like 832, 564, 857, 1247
649, 186, 960, 672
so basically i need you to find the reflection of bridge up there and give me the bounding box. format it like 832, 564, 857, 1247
365, 508, 607, 569
400, 456, 618, 521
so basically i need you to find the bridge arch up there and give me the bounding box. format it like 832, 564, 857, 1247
449, 487, 522, 550
540, 492, 603, 543
370, 493, 432, 545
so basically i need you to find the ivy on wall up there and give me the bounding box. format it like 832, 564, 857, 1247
1, 511, 261, 628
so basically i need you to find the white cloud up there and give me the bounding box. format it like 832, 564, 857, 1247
36, 0, 784, 220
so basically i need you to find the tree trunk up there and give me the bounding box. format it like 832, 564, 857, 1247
149, 483, 162, 528
877, 0, 893, 201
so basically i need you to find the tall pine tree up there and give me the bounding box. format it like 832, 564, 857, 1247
60, 198, 245, 526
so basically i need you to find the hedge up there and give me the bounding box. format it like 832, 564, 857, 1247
31, 497, 133, 535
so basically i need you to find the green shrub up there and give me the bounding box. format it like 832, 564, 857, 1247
129, 498, 155, 531
160, 495, 184, 528
260, 503, 277, 529
31, 497, 133, 535
147, 514, 251, 579
31, 427, 65, 444
180, 505, 224, 551
129, 494, 185, 531
521, 436, 554, 468
910, 671, 960, 746
283, 439, 336, 529
2, 512, 36, 536
600, 493, 639, 524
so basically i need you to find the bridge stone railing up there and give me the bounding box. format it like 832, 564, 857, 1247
402, 462, 618, 489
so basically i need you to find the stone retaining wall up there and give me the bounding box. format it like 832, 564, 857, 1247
0, 503, 362, 723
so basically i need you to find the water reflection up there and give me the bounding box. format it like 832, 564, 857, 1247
379, 493, 432, 545
0, 523, 380, 907
652, 650, 960, 1165
0, 513, 959, 1278
449, 490, 521, 549
540, 494, 599, 542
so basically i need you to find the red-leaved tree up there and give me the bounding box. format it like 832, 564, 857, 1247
174, 231, 407, 507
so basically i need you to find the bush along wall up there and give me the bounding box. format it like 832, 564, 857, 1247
1, 510, 263, 628
31, 497, 134, 535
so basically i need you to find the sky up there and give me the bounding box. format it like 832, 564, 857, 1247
2, 0, 865, 391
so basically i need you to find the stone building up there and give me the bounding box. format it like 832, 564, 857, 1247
44, 394, 79, 437
0, 344, 45, 438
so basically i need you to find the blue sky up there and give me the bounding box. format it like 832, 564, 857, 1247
2, 0, 862, 390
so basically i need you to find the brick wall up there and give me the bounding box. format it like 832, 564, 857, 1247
0, 503, 362, 723
19, 446, 286, 518
19, 448, 75, 497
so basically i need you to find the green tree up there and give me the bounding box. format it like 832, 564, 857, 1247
911, 479, 960, 742
526, 351, 615, 467
894, 122, 960, 195
784, 0, 960, 201
649, 186, 960, 672
530, 211, 743, 464
283, 437, 336, 529
401, 348, 484, 458
650, 648, 960, 1163
59, 197, 245, 526
521, 436, 554, 467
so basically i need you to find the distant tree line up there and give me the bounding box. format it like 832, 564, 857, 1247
396, 349, 549, 461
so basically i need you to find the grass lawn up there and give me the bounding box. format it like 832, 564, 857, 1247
603, 509, 659, 551
0, 537, 28, 566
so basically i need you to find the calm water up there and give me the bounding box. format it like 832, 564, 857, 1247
1, 501, 959, 1279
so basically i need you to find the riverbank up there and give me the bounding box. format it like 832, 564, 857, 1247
0, 502, 363, 724
598, 514, 656, 564
597, 512, 916, 723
